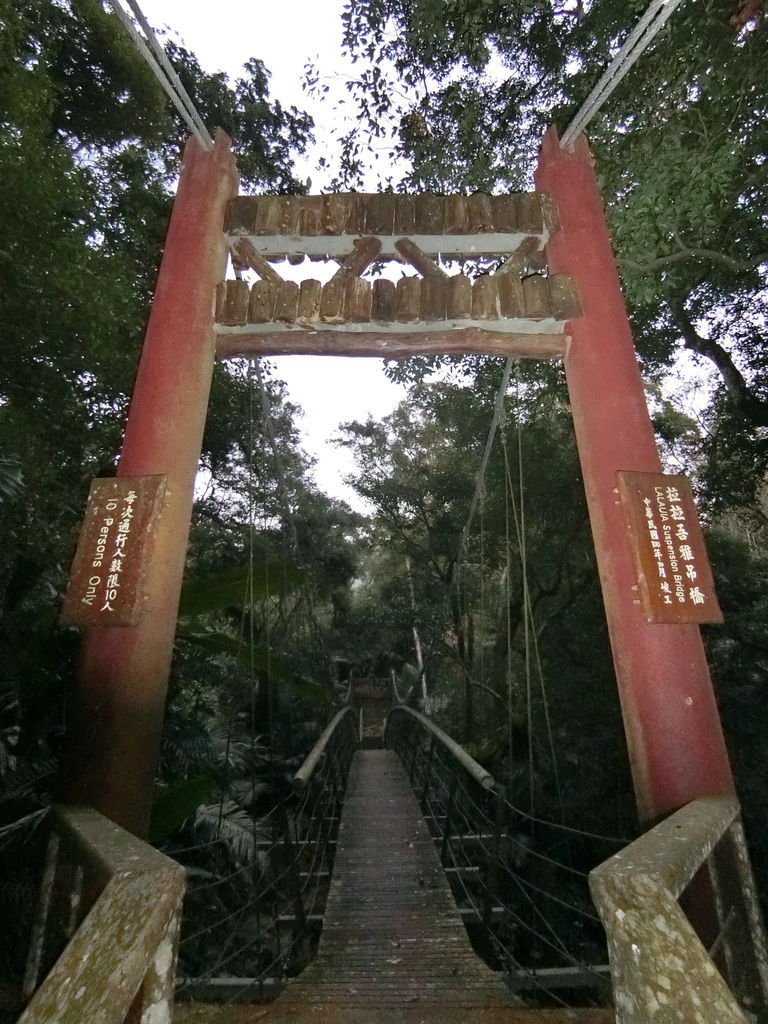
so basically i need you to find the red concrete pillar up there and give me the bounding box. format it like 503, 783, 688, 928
535, 127, 734, 822
60, 133, 238, 837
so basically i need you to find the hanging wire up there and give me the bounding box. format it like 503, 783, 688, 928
457, 357, 516, 568
106, 0, 214, 150
502, 442, 515, 777
251, 359, 331, 711
515, 379, 535, 825
478, 494, 487, 707
246, 361, 265, 869
497, 385, 538, 960
561, 0, 688, 148
497, 380, 567, 838
252, 361, 300, 556
526, 580, 569, 835
388, 715, 612, 1006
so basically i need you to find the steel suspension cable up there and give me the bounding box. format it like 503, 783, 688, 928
514, 385, 535, 825
502, 438, 515, 776
561, 0, 688, 148
247, 361, 265, 857
107, 0, 214, 150
499, 395, 566, 838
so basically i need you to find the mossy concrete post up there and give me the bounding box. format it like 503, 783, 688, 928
535, 127, 735, 823
60, 133, 238, 838
589, 798, 753, 1024
18, 807, 186, 1024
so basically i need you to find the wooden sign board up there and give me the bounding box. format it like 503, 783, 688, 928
61, 476, 167, 628
617, 471, 723, 625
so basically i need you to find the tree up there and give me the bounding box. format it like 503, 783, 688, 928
337, 0, 768, 915
0, 0, 320, 995
338, 370, 632, 841
339, 0, 768, 516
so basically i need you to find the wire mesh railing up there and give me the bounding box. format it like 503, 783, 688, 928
174, 706, 358, 1004
385, 704, 623, 1005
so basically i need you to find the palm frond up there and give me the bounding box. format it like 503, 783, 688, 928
0, 757, 57, 803
0, 809, 49, 852
193, 800, 270, 865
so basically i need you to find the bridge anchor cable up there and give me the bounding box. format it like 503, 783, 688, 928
107, 0, 215, 150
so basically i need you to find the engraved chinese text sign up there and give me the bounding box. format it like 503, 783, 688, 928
61, 476, 167, 627
617, 471, 723, 625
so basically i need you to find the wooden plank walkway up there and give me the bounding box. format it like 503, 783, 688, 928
175, 750, 614, 1024
273, 749, 515, 1013
259, 750, 612, 1024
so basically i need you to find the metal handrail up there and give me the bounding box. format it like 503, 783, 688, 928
385, 705, 619, 998
590, 796, 768, 1023
385, 705, 496, 790
20, 806, 185, 1023
177, 706, 359, 1000
23, 713, 361, 1012
292, 706, 357, 790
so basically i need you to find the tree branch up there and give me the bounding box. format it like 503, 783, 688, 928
624, 247, 767, 276
667, 301, 768, 427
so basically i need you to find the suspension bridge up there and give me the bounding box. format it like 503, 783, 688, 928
19, 680, 764, 1024
21, 139, 768, 1022
172, 691, 618, 1024
11, 1, 768, 1018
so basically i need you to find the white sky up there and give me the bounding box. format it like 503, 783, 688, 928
138, 0, 407, 507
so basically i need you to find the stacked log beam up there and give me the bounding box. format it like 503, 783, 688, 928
225, 191, 558, 260
215, 273, 579, 329
218, 190, 577, 360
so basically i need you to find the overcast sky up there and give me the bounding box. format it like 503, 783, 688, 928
138, 0, 407, 506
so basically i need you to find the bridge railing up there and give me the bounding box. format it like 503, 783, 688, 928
590, 795, 768, 1023
176, 704, 358, 1002
290, 705, 359, 924
385, 704, 614, 1000
387, 705, 768, 1018
19, 805, 185, 1024
20, 707, 359, 1016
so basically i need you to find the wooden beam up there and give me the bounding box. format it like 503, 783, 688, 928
394, 237, 448, 279
447, 274, 472, 319
549, 273, 582, 319
227, 230, 549, 260
230, 237, 284, 286
497, 235, 543, 276
372, 279, 396, 321
330, 235, 382, 282
216, 328, 567, 360
215, 279, 249, 325
227, 192, 557, 238
522, 274, 551, 318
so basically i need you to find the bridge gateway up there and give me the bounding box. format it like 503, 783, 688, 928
60, 126, 734, 835
32, 127, 767, 1022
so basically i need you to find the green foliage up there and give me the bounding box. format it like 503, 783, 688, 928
0, 0, 326, 996
338, 368, 632, 836
178, 560, 305, 617
0, 0, 316, 745
342, 0, 768, 513
3, 0, 768, 993
335, 4, 768, 873
165, 46, 314, 192
703, 531, 768, 907
0, 0, 170, 145
149, 774, 219, 842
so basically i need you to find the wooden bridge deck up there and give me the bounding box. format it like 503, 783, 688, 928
273, 749, 515, 1014
176, 749, 614, 1024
